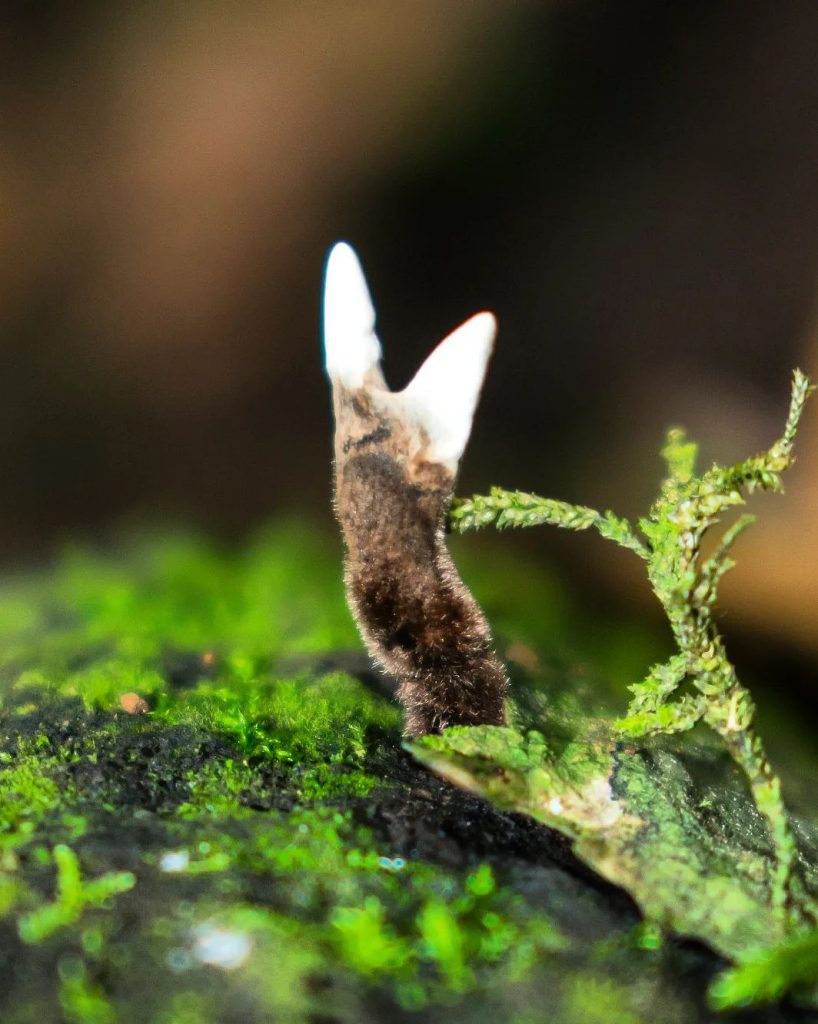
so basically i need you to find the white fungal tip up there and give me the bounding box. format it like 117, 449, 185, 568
323, 241, 382, 388
402, 311, 497, 470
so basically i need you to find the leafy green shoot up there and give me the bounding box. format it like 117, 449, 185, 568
450, 370, 815, 923
18, 844, 135, 944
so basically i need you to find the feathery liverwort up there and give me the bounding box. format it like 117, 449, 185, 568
322, 242, 508, 737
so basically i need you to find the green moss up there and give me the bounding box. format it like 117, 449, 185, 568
0, 520, 573, 1019
561, 976, 643, 1024
411, 709, 818, 969
0, 748, 63, 841
708, 928, 818, 1010
58, 957, 116, 1024
0, 524, 815, 1020
331, 896, 415, 975
18, 844, 135, 944
156, 672, 398, 767
452, 372, 815, 923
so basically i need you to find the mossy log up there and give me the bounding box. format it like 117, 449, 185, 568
0, 526, 815, 1023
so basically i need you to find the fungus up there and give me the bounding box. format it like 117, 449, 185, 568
322, 242, 508, 736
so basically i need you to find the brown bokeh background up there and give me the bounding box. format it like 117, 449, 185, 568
0, 3, 816, 677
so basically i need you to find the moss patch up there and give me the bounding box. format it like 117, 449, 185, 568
0, 525, 814, 1022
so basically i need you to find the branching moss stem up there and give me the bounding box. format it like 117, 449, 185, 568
451, 370, 815, 924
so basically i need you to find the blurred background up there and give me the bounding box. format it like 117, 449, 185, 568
0, 2, 816, 686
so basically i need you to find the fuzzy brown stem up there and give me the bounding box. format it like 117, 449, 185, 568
331, 377, 508, 737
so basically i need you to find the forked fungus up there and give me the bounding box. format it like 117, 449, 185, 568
322, 242, 508, 736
